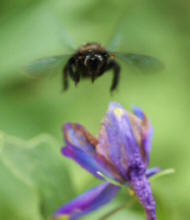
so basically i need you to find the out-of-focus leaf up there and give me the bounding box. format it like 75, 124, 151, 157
83, 198, 144, 220
0, 131, 75, 220
0, 0, 42, 18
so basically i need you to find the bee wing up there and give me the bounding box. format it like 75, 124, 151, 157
113, 52, 164, 72
26, 55, 71, 78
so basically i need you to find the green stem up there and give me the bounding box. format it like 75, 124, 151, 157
98, 199, 136, 220
150, 168, 175, 181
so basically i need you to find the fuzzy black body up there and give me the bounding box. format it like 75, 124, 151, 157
63, 43, 120, 91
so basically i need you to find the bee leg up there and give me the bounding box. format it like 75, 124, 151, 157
67, 59, 80, 87
70, 69, 80, 87
106, 60, 120, 91
63, 58, 80, 91
63, 64, 69, 91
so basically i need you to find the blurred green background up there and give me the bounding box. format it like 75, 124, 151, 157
0, 0, 189, 219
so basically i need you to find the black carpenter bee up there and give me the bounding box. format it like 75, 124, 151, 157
28, 42, 163, 91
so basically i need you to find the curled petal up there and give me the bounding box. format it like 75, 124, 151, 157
133, 107, 154, 167
54, 182, 120, 220
63, 123, 123, 181
97, 102, 145, 181
62, 145, 118, 180
63, 123, 98, 154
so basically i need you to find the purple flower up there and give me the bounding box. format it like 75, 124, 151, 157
54, 102, 160, 220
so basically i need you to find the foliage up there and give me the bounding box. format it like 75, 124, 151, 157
0, 0, 189, 219
0, 132, 75, 220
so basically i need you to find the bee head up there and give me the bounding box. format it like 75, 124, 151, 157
84, 54, 104, 81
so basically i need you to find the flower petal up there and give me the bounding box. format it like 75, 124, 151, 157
63, 123, 98, 154
130, 173, 157, 220
63, 122, 122, 181
62, 144, 117, 180
133, 107, 153, 167
54, 182, 120, 220
97, 102, 145, 181
146, 167, 161, 179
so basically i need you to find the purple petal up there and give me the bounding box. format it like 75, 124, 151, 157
133, 107, 154, 167
132, 107, 145, 120
63, 122, 123, 181
54, 182, 120, 220
130, 173, 157, 220
97, 102, 145, 181
62, 145, 117, 180
63, 123, 98, 154
146, 167, 161, 179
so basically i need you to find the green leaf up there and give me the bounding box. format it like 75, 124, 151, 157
83, 199, 143, 220
0, 131, 75, 220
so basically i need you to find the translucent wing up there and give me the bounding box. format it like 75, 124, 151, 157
26, 55, 71, 77
113, 52, 164, 72
106, 15, 128, 51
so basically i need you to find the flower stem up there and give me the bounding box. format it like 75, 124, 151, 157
98, 199, 136, 220
150, 168, 175, 181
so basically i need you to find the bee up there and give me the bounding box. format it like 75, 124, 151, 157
27, 42, 163, 92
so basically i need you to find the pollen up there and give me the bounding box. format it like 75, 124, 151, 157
54, 215, 70, 220
114, 108, 124, 119
128, 189, 135, 196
